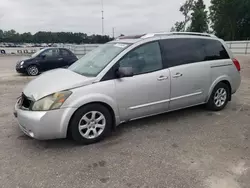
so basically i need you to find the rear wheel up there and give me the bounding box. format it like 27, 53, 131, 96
70, 104, 112, 144
27, 65, 39, 76
206, 82, 230, 111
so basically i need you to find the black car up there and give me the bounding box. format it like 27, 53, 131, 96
16, 47, 78, 76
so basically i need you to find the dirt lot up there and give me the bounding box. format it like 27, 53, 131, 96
0, 56, 250, 188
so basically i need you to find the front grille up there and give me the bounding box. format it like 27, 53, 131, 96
16, 62, 21, 69
20, 94, 32, 109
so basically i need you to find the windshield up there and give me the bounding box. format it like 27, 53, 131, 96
68, 42, 131, 77
31, 48, 45, 58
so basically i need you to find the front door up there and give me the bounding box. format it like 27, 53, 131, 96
114, 41, 171, 121
39, 48, 61, 71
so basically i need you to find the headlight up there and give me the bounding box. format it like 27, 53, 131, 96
20, 61, 24, 65
32, 91, 72, 111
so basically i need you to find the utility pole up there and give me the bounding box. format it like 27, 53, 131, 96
112, 27, 115, 38
101, 0, 104, 35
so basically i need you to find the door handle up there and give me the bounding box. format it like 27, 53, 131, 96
157, 76, 168, 81
173, 73, 183, 78
58, 58, 63, 60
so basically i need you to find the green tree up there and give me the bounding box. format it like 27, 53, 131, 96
170, 21, 185, 32
171, 0, 194, 32
189, 0, 208, 32
0, 29, 113, 44
0, 29, 3, 39
210, 0, 250, 40
20, 32, 33, 43
180, 0, 194, 29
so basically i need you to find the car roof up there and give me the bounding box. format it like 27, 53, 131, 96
112, 32, 219, 44
41, 47, 70, 50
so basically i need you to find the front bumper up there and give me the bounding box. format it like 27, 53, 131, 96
14, 102, 76, 140
16, 66, 26, 74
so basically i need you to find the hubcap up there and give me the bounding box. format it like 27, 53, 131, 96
78, 111, 106, 139
28, 66, 38, 76
214, 88, 227, 107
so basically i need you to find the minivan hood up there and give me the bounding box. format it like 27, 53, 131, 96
23, 68, 96, 101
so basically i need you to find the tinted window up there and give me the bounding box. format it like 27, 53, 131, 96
41, 48, 59, 57
60, 49, 71, 56
119, 41, 163, 75
160, 38, 205, 67
203, 39, 229, 60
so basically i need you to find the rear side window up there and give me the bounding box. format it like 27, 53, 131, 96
160, 38, 230, 68
160, 38, 205, 67
203, 39, 230, 60
60, 49, 71, 56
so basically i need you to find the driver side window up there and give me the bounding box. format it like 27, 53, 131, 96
119, 41, 163, 75
41, 49, 59, 57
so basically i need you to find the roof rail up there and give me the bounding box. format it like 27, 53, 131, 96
141, 32, 217, 39
115, 34, 146, 40
171, 32, 216, 37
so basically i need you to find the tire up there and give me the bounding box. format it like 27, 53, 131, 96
27, 65, 39, 76
70, 104, 112, 145
206, 82, 230, 111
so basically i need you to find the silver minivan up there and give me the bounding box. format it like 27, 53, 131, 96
14, 32, 241, 144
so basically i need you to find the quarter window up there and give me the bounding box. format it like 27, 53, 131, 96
60, 49, 71, 56
119, 41, 163, 75
203, 39, 230, 60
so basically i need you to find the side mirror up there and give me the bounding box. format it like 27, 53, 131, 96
41, 54, 46, 59
117, 67, 134, 78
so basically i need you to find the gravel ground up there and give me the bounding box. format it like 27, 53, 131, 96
0, 56, 250, 188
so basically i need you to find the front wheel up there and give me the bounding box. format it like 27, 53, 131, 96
27, 65, 39, 76
70, 104, 112, 145
206, 82, 230, 111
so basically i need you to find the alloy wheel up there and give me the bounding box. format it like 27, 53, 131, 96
214, 88, 227, 107
28, 66, 39, 76
78, 111, 106, 139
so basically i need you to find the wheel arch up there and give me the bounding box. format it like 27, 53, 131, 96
26, 62, 40, 70
25, 59, 40, 67
26, 63, 40, 75
220, 80, 232, 101
66, 101, 118, 138
206, 76, 232, 102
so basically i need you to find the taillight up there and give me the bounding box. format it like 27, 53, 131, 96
232, 58, 241, 72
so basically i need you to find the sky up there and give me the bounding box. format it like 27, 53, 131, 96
0, 0, 211, 36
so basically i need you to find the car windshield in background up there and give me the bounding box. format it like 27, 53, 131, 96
68, 43, 131, 77
31, 49, 45, 58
